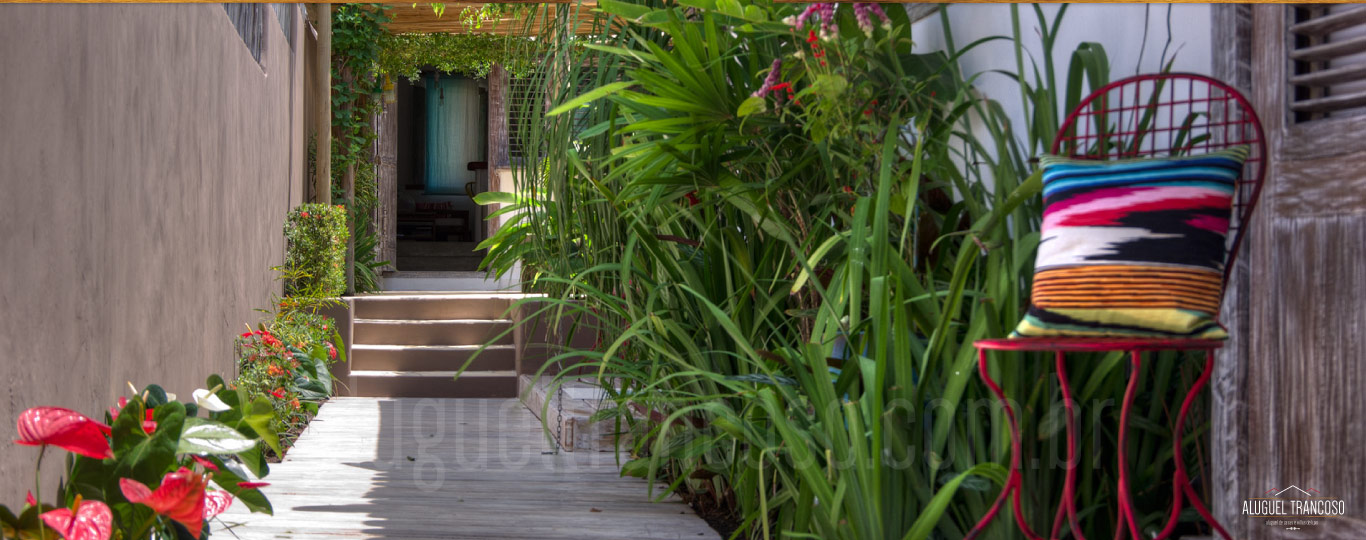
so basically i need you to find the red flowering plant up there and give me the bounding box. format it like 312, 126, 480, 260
233, 311, 341, 450
2, 377, 276, 540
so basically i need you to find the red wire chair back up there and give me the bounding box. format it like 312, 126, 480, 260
1051, 73, 1267, 301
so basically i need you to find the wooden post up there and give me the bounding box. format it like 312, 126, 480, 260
345, 162, 355, 295
314, 4, 332, 204
486, 64, 509, 241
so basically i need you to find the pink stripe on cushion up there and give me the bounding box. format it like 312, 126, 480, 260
1044, 187, 1230, 229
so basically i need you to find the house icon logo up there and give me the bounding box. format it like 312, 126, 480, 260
1242, 485, 1349, 531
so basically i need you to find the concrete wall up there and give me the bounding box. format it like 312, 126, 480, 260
0, 4, 305, 505
912, 3, 1213, 151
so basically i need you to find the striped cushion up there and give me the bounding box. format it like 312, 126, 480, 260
1013, 147, 1249, 339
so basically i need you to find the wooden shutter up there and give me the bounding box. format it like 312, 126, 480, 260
1288, 5, 1366, 122
1238, 6, 1366, 540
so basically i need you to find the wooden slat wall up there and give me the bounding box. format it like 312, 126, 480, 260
1210, 6, 1255, 537
376, 98, 398, 273
1235, 6, 1366, 539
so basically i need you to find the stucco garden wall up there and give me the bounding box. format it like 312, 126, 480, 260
0, 4, 305, 504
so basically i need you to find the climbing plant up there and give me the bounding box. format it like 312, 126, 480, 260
377, 32, 540, 80
331, 3, 390, 184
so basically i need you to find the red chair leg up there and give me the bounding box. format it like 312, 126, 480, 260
1056, 351, 1088, 540
1168, 351, 1234, 540
966, 349, 1044, 540
1115, 351, 1143, 540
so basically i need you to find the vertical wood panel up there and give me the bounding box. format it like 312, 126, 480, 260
376, 99, 398, 274
1211, 6, 1254, 536
1244, 6, 1366, 538
486, 64, 510, 242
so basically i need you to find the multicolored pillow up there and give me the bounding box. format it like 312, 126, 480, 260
1012, 146, 1249, 339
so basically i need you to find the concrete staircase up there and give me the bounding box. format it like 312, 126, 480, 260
347, 293, 520, 398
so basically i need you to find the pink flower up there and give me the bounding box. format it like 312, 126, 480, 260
202, 490, 234, 520
752, 58, 784, 98
40, 497, 113, 540
120, 468, 208, 539
14, 407, 113, 460
107, 397, 128, 420
190, 455, 219, 472
142, 409, 157, 435
25, 491, 36, 507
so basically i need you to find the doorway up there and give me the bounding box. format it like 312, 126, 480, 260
392, 72, 488, 272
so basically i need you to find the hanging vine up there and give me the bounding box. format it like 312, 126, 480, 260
377, 33, 540, 81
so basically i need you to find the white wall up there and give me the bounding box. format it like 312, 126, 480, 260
911, 3, 1213, 152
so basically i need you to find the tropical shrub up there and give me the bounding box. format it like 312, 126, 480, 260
234, 311, 342, 448
283, 204, 348, 297
1, 379, 275, 540
487, 2, 1213, 539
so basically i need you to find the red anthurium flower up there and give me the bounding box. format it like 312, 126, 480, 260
25, 491, 36, 507
271, 388, 287, 399
202, 490, 234, 520
190, 455, 219, 472
40, 497, 113, 540
142, 410, 157, 435
236, 482, 269, 489
120, 468, 207, 539
108, 397, 128, 419
14, 407, 113, 460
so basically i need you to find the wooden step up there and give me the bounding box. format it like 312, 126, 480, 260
349, 371, 517, 398
353, 318, 513, 346
351, 344, 515, 372
351, 293, 520, 319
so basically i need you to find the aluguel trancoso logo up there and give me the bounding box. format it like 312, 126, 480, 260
1242, 485, 1350, 531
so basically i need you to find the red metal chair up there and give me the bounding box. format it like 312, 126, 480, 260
966, 73, 1267, 540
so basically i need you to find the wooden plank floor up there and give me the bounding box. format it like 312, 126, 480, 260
219, 398, 720, 539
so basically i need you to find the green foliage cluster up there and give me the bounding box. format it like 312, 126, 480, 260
483, 2, 1213, 539
284, 203, 349, 297
377, 32, 540, 80
234, 312, 342, 444
331, 3, 389, 180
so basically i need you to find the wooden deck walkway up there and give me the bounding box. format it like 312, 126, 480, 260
220, 398, 720, 539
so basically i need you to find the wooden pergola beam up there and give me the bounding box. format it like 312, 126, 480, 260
381, 2, 600, 36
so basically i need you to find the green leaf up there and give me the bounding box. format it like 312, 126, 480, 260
812, 74, 848, 98
207, 456, 274, 515
113, 401, 184, 486
243, 397, 281, 457
178, 417, 258, 455
736, 96, 765, 117
546, 82, 634, 117
900, 464, 1008, 540
473, 191, 517, 205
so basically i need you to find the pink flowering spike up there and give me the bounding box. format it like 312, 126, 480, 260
854, 4, 873, 37
40, 499, 114, 540
868, 3, 891, 28
14, 407, 114, 460
752, 58, 783, 98
792, 3, 821, 30
202, 491, 234, 520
